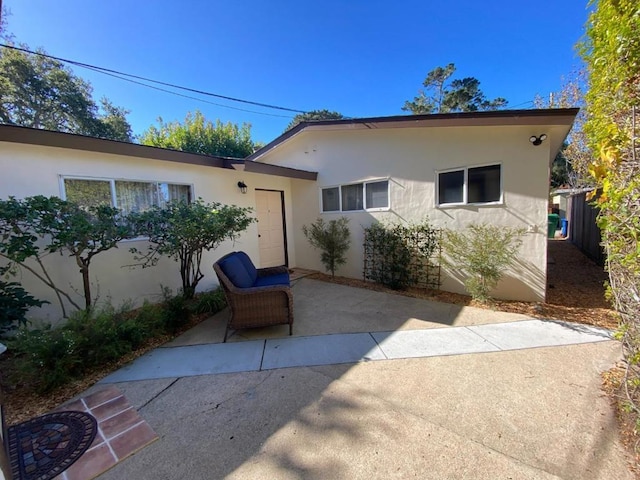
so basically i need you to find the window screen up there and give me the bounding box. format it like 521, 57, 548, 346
321, 187, 340, 212
468, 165, 501, 203
438, 170, 464, 204
341, 184, 364, 211
366, 180, 389, 209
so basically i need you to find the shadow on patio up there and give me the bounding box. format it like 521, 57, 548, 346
166, 276, 530, 348
88, 269, 630, 479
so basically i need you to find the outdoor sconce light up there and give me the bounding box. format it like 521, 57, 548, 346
529, 134, 548, 146
237, 181, 248, 194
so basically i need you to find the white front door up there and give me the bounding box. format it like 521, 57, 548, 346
255, 190, 286, 267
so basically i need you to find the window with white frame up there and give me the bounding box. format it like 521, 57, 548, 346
62, 177, 192, 214
321, 179, 389, 212
437, 164, 501, 206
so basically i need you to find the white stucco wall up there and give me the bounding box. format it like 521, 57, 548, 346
0, 142, 294, 323
259, 125, 560, 302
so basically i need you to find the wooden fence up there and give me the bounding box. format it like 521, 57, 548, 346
567, 190, 605, 265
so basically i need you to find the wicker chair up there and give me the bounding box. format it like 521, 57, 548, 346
213, 252, 293, 342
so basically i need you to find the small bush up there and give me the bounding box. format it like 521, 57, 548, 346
7, 287, 228, 393
190, 289, 226, 315
302, 217, 351, 277
161, 289, 192, 334
0, 267, 48, 336
363, 220, 441, 290
12, 326, 83, 392
443, 223, 525, 302
65, 307, 135, 366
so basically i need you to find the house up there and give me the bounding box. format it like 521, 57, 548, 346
0, 108, 577, 321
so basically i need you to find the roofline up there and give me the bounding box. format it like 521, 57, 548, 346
247, 108, 580, 161
0, 124, 318, 180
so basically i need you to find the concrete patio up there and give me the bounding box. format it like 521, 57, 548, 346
73, 278, 631, 479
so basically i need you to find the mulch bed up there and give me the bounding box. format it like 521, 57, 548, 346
309, 238, 618, 330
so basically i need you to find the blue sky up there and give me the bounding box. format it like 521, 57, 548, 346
3, 1, 589, 143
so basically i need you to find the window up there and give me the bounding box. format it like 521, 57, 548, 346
341, 184, 363, 211
62, 177, 192, 214
437, 164, 501, 206
321, 179, 389, 212
321, 187, 340, 212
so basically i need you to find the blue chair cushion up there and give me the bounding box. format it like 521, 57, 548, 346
235, 252, 258, 285
254, 272, 290, 287
219, 255, 254, 288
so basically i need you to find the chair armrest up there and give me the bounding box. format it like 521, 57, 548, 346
226, 283, 291, 296
257, 266, 289, 277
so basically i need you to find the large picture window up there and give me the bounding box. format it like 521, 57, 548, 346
62, 177, 192, 214
437, 164, 501, 206
321, 180, 389, 212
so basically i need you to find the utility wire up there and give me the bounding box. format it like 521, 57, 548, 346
80, 63, 294, 118
0, 43, 305, 115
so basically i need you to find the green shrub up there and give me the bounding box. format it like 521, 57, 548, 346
190, 288, 226, 315
0, 267, 48, 336
363, 220, 441, 290
7, 287, 226, 393
129, 199, 255, 299
443, 223, 525, 302
12, 326, 82, 392
161, 289, 191, 334
302, 217, 351, 277
65, 307, 134, 366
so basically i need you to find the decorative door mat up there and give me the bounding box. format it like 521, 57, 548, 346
53, 386, 158, 480
7, 411, 97, 480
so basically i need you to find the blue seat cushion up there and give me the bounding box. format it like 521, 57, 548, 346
235, 252, 258, 285
254, 272, 290, 287
219, 255, 254, 288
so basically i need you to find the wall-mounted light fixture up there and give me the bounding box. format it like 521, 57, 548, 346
529, 134, 548, 146
237, 181, 248, 194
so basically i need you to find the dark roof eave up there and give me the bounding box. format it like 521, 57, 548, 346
0, 124, 318, 180
0, 124, 226, 167
247, 108, 580, 161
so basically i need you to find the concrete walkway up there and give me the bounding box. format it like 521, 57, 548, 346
99, 319, 612, 384
85, 278, 632, 479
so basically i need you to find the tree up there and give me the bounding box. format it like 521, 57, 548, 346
0, 6, 13, 42
0, 44, 133, 141
580, 0, 640, 418
0, 196, 133, 314
402, 63, 507, 114
535, 72, 592, 188
129, 199, 255, 299
0, 265, 48, 336
140, 111, 257, 158
302, 217, 351, 277
443, 224, 525, 303
550, 145, 573, 188
285, 109, 345, 132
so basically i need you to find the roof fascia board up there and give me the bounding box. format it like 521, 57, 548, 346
0, 124, 226, 167
244, 160, 317, 180
248, 108, 579, 162
0, 125, 318, 180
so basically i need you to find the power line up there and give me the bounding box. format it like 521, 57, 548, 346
0, 43, 305, 116
80, 64, 294, 119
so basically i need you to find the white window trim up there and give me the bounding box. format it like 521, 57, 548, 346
59, 175, 194, 210
320, 178, 390, 213
435, 163, 503, 207
319, 185, 341, 213
60, 175, 194, 243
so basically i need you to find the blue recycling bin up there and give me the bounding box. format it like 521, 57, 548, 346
561, 218, 569, 237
